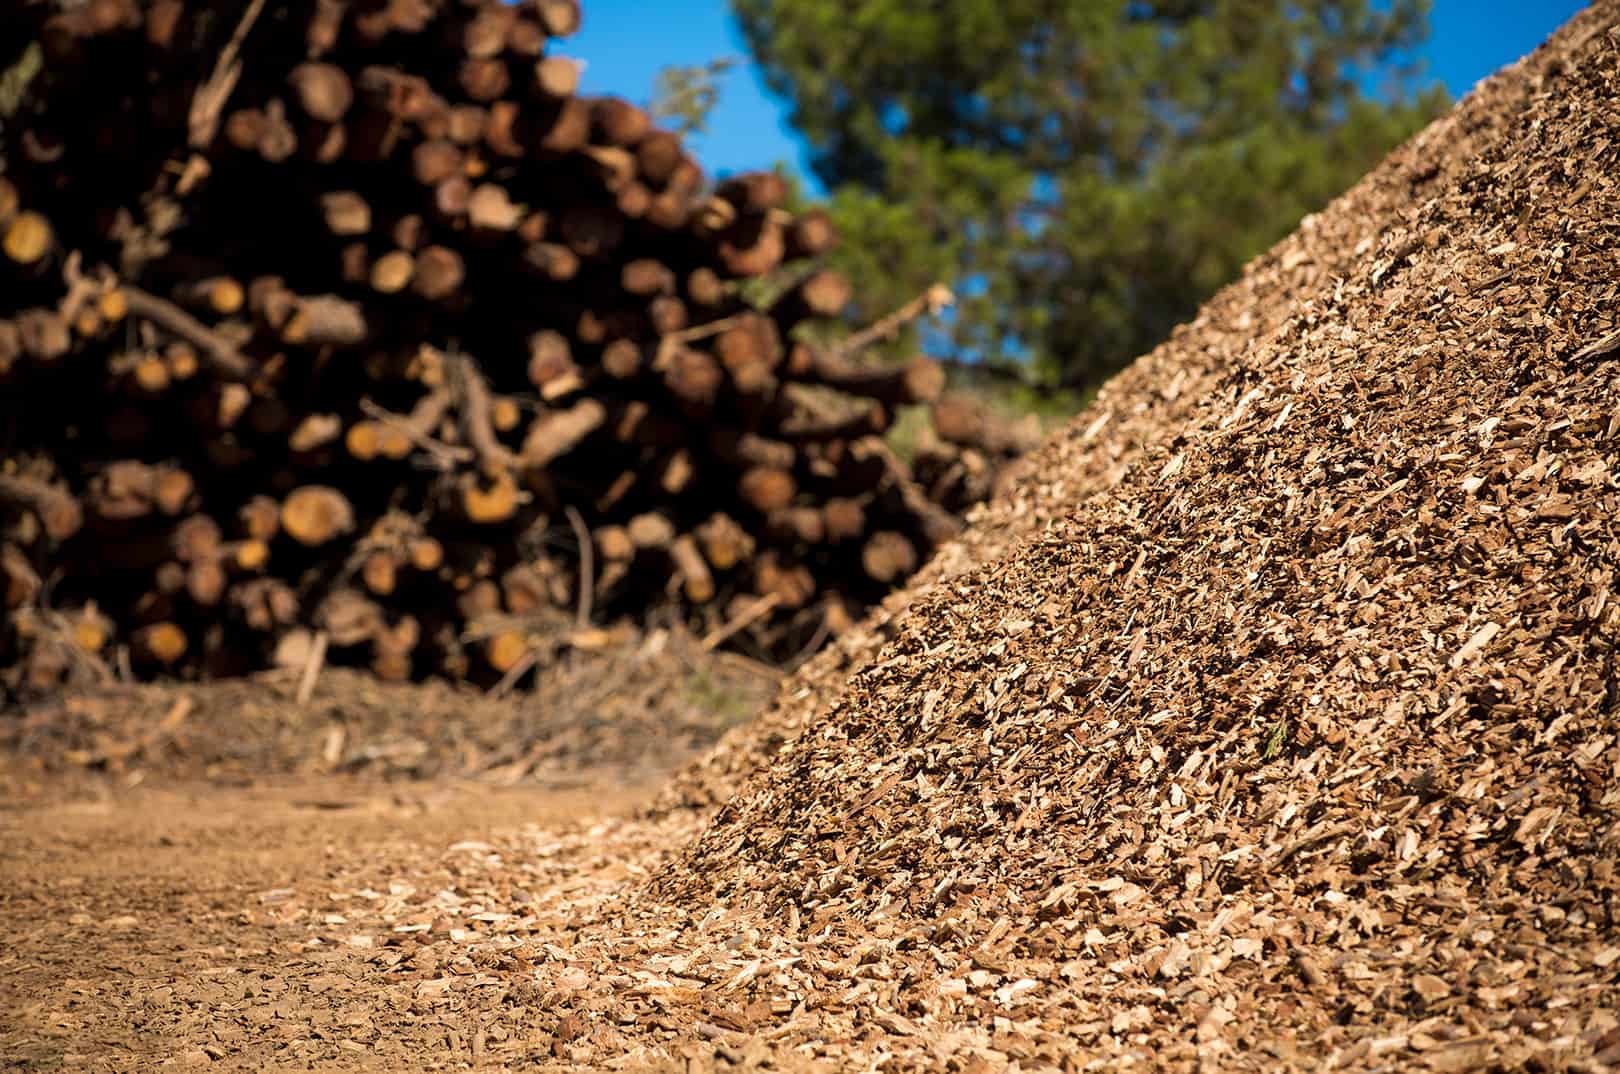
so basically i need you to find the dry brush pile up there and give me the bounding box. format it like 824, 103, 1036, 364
0, 0, 1037, 696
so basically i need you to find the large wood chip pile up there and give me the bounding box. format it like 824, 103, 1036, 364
630, 7, 1620, 1069
0, 0, 1037, 694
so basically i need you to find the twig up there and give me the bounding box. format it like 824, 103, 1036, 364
55, 251, 98, 325
701, 593, 780, 651
358, 396, 472, 467
446, 351, 521, 472
869, 439, 962, 546
832, 283, 954, 361
188, 0, 268, 149
489, 647, 541, 698
564, 505, 592, 630
295, 630, 328, 705
654, 312, 753, 369
122, 285, 255, 380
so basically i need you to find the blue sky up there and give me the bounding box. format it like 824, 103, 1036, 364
566, 1, 1589, 185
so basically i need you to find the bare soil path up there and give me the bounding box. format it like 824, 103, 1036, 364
0, 773, 653, 1072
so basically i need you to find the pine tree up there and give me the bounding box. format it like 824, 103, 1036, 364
732, 0, 1447, 390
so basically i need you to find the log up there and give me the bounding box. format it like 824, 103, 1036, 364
930, 393, 1043, 456
822, 497, 866, 543
281, 486, 356, 546
288, 62, 354, 122
527, 330, 583, 398
0, 474, 82, 541
175, 276, 246, 317
171, 515, 222, 562
592, 97, 651, 146
282, 295, 368, 346
622, 258, 675, 296
448, 103, 488, 145
408, 537, 444, 572
670, 534, 714, 603
522, 398, 606, 467
132, 622, 188, 665
628, 511, 675, 549
538, 97, 591, 153
413, 139, 463, 185
363, 550, 399, 596
657, 449, 696, 495
506, 15, 546, 57
459, 470, 521, 524
370, 249, 416, 293
663, 347, 723, 411
767, 506, 825, 545
636, 130, 683, 186
594, 525, 634, 563
559, 204, 624, 258
461, 5, 515, 57
501, 562, 551, 614
683, 267, 729, 309
779, 269, 853, 321
483, 631, 528, 673
738, 466, 796, 514
696, 512, 755, 571
793, 350, 945, 406
457, 580, 501, 620
862, 530, 918, 584
468, 183, 523, 231
238, 496, 281, 541
3, 211, 53, 267
412, 245, 465, 300
534, 55, 581, 98
601, 338, 643, 380
186, 559, 227, 606
648, 295, 688, 335
372, 616, 418, 681
123, 286, 254, 380
535, 0, 582, 36
3, 543, 42, 608
316, 588, 383, 647
523, 241, 580, 281
717, 212, 785, 278
754, 553, 815, 610
87, 462, 194, 520
16, 309, 71, 362
787, 208, 839, 258
704, 431, 790, 475
717, 171, 790, 214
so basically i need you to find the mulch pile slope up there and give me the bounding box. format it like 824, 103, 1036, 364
639, 6, 1620, 1068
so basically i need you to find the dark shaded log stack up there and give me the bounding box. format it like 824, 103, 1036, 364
0, 0, 1034, 693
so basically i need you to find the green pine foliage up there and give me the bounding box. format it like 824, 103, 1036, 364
731, 0, 1448, 391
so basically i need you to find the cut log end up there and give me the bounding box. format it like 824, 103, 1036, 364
281, 486, 356, 546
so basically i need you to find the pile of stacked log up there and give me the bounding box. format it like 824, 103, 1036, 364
0, 0, 1035, 693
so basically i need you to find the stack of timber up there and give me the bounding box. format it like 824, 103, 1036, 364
0, 0, 1032, 693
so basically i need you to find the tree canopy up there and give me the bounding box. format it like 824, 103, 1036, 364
731, 0, 1447, 391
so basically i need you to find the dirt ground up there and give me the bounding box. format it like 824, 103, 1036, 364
0, 637, 783, 1074
0, 770, 667, 1072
